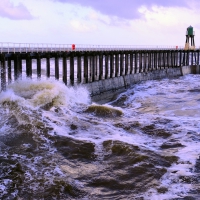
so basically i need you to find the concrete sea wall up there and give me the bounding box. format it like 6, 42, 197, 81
86, 66, 200, 103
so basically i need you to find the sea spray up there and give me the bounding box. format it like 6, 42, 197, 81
0, 79, 90, 110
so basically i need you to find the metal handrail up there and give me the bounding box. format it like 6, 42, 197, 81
0, 42, 191, 53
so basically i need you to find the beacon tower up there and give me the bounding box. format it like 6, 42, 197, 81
185, 26, 195, 50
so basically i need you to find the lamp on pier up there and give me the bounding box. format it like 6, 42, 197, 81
184, 26, 195, 50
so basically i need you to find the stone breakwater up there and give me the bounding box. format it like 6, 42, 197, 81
88, 65, 200, 103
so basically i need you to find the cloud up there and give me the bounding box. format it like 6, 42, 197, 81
54, 0, 188, 19
70, 20, 97, 32
0, 0, 33, 20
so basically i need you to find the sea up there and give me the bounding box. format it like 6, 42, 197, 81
1, 59, 200, 200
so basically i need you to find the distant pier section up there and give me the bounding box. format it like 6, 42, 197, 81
0, 42, 200, 102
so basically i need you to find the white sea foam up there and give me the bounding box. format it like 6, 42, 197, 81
1, 74, 200, 198
123, 75, 200, 198
0, 79, 90, 110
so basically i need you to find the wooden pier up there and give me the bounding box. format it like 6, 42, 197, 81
0, 48, 199, 92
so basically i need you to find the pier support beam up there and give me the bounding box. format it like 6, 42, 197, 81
105, 54, 109, 79
77, 55, 82, 83
110, 54, 114, 78
46, 54, 50, 78
14, 54, 22, 80
130, 53, 133, 74
115, 54, 119, 77
139, 53, 142, 73
55, 54, 59, 80
92, 55, 97, 81
70, 55, 74, 85
1, 55, 6, 91
125, 53, 128, 75
120, 53, 124, 76
37, 53, 41, 79
84, 55, 88, 83
26, 53, 32, 78
134, 53, 138, 73
99, 54, 103, 80
62, 52, 67, 85
7, 59, 12, 84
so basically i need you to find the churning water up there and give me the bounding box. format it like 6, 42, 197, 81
1, 74, 200, 200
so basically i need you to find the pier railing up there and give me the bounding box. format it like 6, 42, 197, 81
0, 42, 186, 53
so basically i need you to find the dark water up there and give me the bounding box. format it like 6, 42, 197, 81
1, 75, 200, 199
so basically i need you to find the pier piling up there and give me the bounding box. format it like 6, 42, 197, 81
0, 48, 200, 92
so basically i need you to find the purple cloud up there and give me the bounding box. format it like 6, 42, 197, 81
54, 0, 187, 19
0, 0, 33, 20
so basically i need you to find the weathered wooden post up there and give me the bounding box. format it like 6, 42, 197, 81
170, 51, 173, 68
95, 55, 99, 80
158, 52, 162, 69
171, 51, 174, 67
90, 54, 95, 82
172, 51, 175, 67
151, 51, 155, 70
182, 51, 185, 66
26, 53, 32, 78
7, 59, 12, 83
125, 53, 128, 75
163, 52, 166, 69
162, 51, 165, 68
55, 53, 59, 80
184, 51, 188, 66
99, 53, 103, 80
155, 52, 158, 70
143, 52, 147, 72
157, 51, 160, 69
134, 52, 138, 73
62, 52, 67, 85
88, 55, 91, 82
93, 54, 97, 81
191, 51, 194, 65
194, 51, 197, 65
84, 54, 88, 83
77, 54, 82, 83
1, 54, 6, 91
46, 53, 50, 78
153, 51, 155, 70
148, 52, 152, 70
176, 51, 178, 67
150, 52, 153, 70
130, 53, 133, 74
186, 51, 190, 66
170, 51, 173, 67
70, 53, 74, 85
105, 54, 109, 79
110, 53, 114, 78
197, 50, 199, 66
37, 53, 41, 79
14, 53, 21, 80
179, 51, 182, 67
167, 51, 170, 68
115, 53, 119, 77
120, 53, 124, 76
152, 52, 154, 70
139, 52, 142, 73
160, 52, 163, 69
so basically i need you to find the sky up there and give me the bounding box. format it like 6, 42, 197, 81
0, 0, 200, 47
